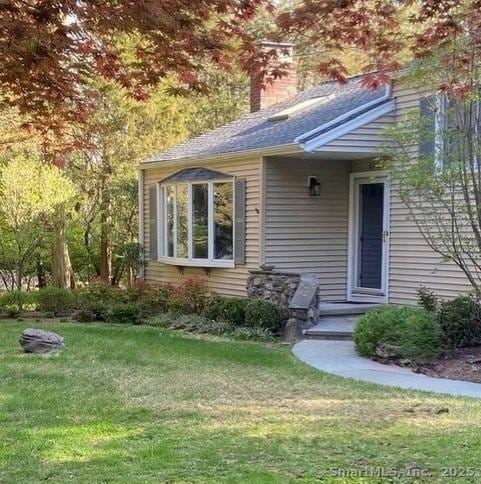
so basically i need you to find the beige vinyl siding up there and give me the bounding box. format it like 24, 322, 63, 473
264, 158, 350, 301
142, 158, 261, 297
319, 113, 395, 153
387, 81, 471, 304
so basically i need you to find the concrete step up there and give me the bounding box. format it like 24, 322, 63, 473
318, 302, 380, 317
304, 315, 358, 340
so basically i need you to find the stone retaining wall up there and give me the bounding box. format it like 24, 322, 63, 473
246, 270, 319, 341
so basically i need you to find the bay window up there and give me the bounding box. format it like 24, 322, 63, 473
159, 178, 234, 266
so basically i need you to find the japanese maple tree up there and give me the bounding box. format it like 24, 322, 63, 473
0, 0, 269, 133
277, 0, 481, 89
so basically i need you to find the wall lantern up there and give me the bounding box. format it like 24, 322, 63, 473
308, 176, 321, 196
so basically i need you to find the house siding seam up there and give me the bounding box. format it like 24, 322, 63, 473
142, 158, 261, 297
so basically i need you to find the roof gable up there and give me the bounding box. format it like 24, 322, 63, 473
143, 76, 394, 164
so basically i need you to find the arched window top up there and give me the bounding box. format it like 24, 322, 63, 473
161, 167, 232, 184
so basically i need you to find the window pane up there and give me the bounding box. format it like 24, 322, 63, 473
166, 186, 175, 257
214, 182, 233, 260
192, 184, 208, 259
176, 185, 188, 258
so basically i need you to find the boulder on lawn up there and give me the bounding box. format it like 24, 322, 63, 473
20, 328, 65, 354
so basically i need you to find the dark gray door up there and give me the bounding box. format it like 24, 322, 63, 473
357, 183, 384, 289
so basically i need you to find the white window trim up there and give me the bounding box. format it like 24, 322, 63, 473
157, 178, 235, 268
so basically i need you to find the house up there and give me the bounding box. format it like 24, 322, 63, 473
138, 43, 472, 307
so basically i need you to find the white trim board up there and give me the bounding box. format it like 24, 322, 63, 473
296, 84, 392, 145
301, 99, 396, 152
138, 168, 145, 277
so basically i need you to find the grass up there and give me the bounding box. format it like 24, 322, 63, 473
1, 321, 481, 483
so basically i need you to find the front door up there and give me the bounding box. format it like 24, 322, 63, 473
348, 173, 389, 302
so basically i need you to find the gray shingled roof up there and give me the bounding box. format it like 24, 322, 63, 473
143, 76, 388, 164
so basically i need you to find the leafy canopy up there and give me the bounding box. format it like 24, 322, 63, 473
0, 0, 268, 133
0, 156, 76, 227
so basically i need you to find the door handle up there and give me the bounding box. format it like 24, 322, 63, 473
383, 230, 389, 242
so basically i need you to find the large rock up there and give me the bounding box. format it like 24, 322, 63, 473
20, 328, 65, 354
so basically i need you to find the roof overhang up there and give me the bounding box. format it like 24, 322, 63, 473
301, 98, 396, 152
140, 84, 396, 170
139, 143, 302, 170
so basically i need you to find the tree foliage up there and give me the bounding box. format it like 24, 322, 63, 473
0, 0, 268, 133
0, 154, 76, 288
386, 55, 481, 295
277, 0, 481, 89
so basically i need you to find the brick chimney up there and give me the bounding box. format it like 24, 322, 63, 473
250, 42, 297, 113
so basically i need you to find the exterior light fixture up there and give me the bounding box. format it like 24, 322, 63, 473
308, 176, 321, 196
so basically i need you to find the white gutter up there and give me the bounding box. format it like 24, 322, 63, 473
139, 143, 302, 170
302, 99, 396, 152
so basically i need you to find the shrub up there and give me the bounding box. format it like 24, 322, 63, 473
397, 310, 443, 361
146, 312, 273, 340
417, 286, 438, 312
204, 297, 248, 326
75, 284, 121, 321
245, 299, 282, 332
35, 287, 76, 316
167, 296, 190, 315
354, 305, 442, 363
137, 285, 174, 316
76, 284, 122, 305
72, 308, 96, 323
176, 278, 210, 313
146, 312, 176, 328
108, 303, 141, 325
147, 313, 233, 335
0, 290, 34, 317
438, 295, 481, 349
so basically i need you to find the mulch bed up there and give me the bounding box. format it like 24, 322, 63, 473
417, 347, 481, 383
373, 346, 481, 383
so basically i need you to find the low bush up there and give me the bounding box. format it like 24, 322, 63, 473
35, 287, 76, 316
0, 290, 35, 317
137, 285, 175, 316
230, 326, 275, 342
245, 299, 282, 332
176, 278, 209, 313
147, 313, 233, 335
75, 284, 121, 321
438, 295, 481, 349
72, 308, 96, 323
146, 313, 274, 341
108, 303, 141, 325
354, 305, 443, 362
204, 297, 248, 326
417, 286, 439, 312
397, 310, 443, 361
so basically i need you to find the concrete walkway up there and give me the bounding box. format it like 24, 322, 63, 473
293, 339, 481, 398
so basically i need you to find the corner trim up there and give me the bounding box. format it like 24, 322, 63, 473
138, 168, 145, 278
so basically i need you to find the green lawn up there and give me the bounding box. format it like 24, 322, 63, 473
1, 321, 481, 483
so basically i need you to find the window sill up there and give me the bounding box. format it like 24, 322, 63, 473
159, 257, 234, 269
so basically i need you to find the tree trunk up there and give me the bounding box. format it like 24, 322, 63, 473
36, 255, 47, 288
51, 211, 75, 289
99, 166, 112, 285
16, 262, 23, 291
99, 200, 112, 285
